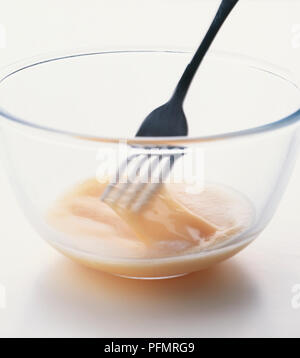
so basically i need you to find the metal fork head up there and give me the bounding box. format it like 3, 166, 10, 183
100, 146, 185, 212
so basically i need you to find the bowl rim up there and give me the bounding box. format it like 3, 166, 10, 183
0, 47, 300, 145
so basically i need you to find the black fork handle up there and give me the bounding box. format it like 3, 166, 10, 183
172, 0, 240, 104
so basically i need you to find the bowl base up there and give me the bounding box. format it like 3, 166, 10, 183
112, 273, 189, 280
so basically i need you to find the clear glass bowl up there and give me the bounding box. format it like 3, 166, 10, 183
0, 48, 299, 279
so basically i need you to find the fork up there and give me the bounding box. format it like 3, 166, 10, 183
101, 145, 186, 211
101, 0, 240, 211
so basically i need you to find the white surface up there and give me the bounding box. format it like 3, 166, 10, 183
0, 0, 300, 338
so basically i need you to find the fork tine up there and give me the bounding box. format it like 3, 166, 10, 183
119, 154, 164, 209
111, 154, 149, 206
130, 153, 177, 212
100, 153, 137, 202
101, 145, 185, 212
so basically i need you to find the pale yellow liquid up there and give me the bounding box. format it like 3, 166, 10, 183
47, 178, 255, 278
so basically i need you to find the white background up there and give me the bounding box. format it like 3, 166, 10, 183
0, 0, 300, 337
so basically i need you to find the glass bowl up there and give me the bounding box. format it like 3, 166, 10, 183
0, 48, 299, 279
